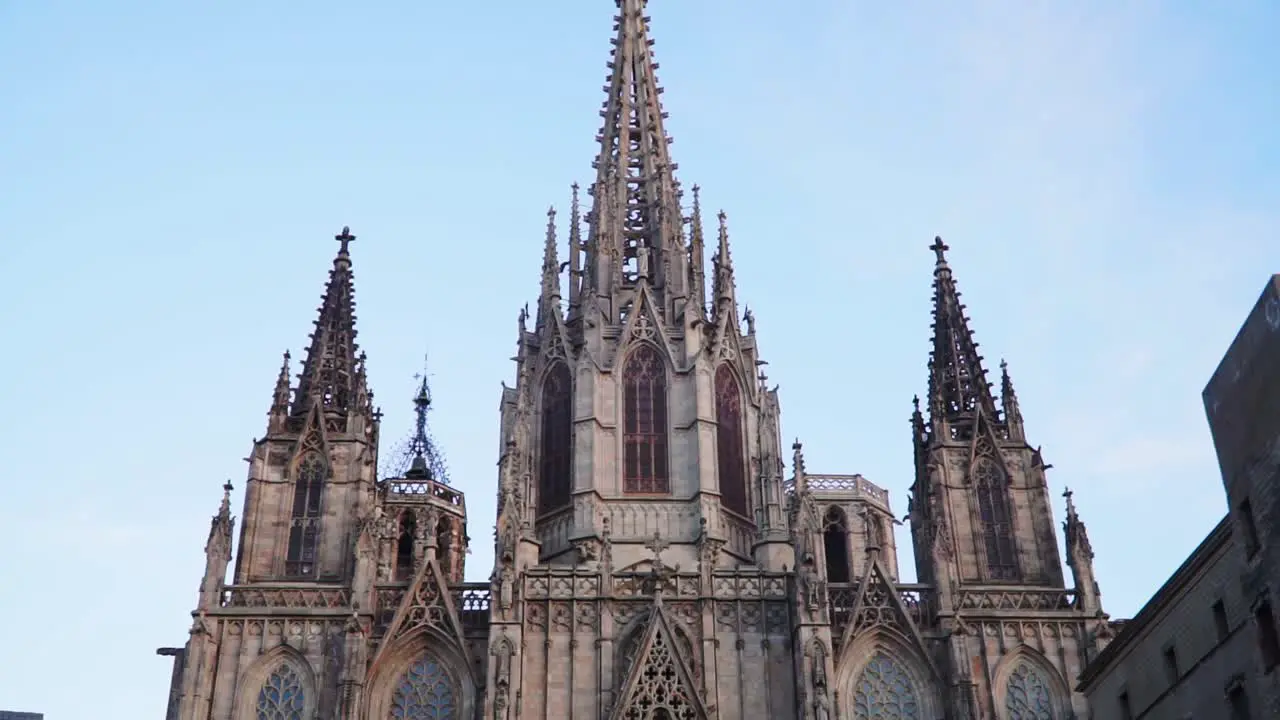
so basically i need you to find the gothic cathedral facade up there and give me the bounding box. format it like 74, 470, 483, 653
159, 2, 1117, 719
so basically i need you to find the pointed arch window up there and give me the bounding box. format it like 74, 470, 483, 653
851, 652, 922, 719
1004, 662, 1055, 720
975, 459, 1018, 580
715, 365, 749, 518
391, 654, 458, 719
395, 511, 416, 581
823, 507, 851, 583
285, 454, 325, 577
538, 362, 573, 513
256, 663, 305, 720
623, 345, 669, 494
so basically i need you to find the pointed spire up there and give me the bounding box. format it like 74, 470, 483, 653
206, 480, 234, 554
1000, 359, 1026, 441
537, 206, 563, 328
1063, 488, 1093, 561
582, 0, 682, 306
792, 439, 808, 494
712, 209, 739, 324
687, 185, 707, 320
925, 236, 999, 436
268, 350, 292, 432
401, 357, 449, 484
567, 183, 583, 314
293, 226, 363, 421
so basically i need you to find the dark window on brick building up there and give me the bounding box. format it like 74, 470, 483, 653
1238, 498, 1260, 558
1228, 683, 1251, 720
1255, 598, 1280, 671
1213, 599, 1230, 641
1163, 644, 1179, 683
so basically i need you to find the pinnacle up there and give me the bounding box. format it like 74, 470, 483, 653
292, 227, 363, 420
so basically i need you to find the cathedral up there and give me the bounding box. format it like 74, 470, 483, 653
159, 2, 1117, 719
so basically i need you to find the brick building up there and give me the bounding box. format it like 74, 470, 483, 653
1077, 276, 1280, 719
158, 2, 1116, 718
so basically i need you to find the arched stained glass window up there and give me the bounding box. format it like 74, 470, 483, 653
622, 345, 669, 494
256, 663, 305, 720
538, 362, 573, 513
286, 453, 325, 577
975, 459, 1019, 580
851, 652, 921, 720
391, 655, 458, 719
715, 365, 749, 518
1005, 662, 1055, 720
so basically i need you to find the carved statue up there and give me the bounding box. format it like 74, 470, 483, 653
497, 563, 515, 617
799, 554, 823, 612
493, 684, 509, 720
636, 244, 651, 279
813, 691, 831, 720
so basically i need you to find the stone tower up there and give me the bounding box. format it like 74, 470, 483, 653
900, 237, 1114, 719
483, 1, 796, 717
159, 229, 489, 720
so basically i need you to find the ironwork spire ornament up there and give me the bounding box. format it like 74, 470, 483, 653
399, 358, 449, 484
925, 236, 999, 439
579, 0, 684, 309
292, 227, 363, 422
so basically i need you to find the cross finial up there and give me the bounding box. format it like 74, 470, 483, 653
336, 226, 356, 255
930, 236, 949, 265
645, 531, 670, 560
222, 480, 233, 494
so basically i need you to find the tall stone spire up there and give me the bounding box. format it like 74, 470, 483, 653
925, 236, 999, 439
711, 209, 739, 325
537, 206, 563, 330
579, 0, 685, 315
292, 227, 364, 422
687, 185, 707, 321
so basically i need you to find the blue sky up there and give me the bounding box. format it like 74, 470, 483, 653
2, 1, 1278, 717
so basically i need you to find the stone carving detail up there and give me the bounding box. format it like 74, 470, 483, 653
614, 612, 706, 719
955, 589, 1073, 612
223, 586, 350, 609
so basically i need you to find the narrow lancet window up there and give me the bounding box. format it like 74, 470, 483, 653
623, 345, 669, 494
285, 454, 325, 577
538, 362, 573, 514
824, 507, 851, 583
975, 459, 1019, 580
395, 511, 416, 581
715, 365, 749, 518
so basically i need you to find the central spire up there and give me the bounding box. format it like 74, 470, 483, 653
926, 237, 1000, 438
580, 0, 685, 312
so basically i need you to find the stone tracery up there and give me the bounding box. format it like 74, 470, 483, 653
1004, 661, 1055, 720
390, 654, 458, 719
255, 663, 306, 720
851, 651, 922, 720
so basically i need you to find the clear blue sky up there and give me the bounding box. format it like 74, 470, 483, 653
2, 1, 1277, 717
